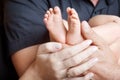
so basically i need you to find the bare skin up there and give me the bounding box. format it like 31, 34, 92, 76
44, 6, 120, 50
44, 6, 120, 79
44, 7, 66, 43
9, 0, 120, 79
89, 15, 120, 27
44, 7, 83, 45
19, 41, 98, 80
66, 7, 83, 45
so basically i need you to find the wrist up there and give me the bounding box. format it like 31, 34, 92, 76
19, 61, 42, 80
113, 65, 120, 80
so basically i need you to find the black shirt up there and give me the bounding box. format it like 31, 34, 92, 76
4, 0, 120, 55
0, 0, 18, 79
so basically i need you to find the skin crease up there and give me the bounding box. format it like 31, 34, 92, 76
19, 20, 120, 80
15, 0, 101, 77
11, 0, 120, 80
43, 6, 120, 80
19, 41, 98, 80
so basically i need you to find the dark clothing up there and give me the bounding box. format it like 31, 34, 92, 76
3, 0, 120, 79
4, 0, 120, 55
0, 0, 18, 80
0, 32, 18, 80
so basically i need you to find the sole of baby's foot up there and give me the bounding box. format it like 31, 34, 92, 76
66, 7, 83, 45
44, 6, 66, 43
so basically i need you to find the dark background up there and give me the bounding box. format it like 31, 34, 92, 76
0, 0, 18, 80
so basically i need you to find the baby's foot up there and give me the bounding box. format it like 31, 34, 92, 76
44, 6, 66, 43
66, 7, 83, 45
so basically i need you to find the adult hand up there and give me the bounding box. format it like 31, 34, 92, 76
34, 41, 98, 80
67, 21, 120, 80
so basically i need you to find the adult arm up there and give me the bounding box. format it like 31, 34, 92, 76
4, 0, 49, 76
4, 1, 97, 79
19, 41, 98, 80
67, 21, 120, 80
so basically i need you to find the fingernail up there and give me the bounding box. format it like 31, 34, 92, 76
88, 73, 94, 77
85, 73, 94, 80
54, 43, 62, 50
86, 40, 93, 45
92, 46, 98, 51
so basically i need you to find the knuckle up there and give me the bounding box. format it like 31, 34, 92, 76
44, 43, 51, 50
68, 69, 78, 77
55, 73, 63, 80
71, 57, 78, 65
88, 46, 98, 52
49, 55, 63, 70
38, 43, 50, 52
65, 58, 78, 68
55, 70, 66, 79
66, 49, 74, 55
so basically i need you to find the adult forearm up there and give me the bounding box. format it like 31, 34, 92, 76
19, 62, 42, 80
113, 65, 120, 80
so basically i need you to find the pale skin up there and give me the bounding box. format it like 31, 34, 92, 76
44, 7, 66, 43
44, 6, 120, 60
88, 14, 120, 27
12, 1, 120, 80
16, 7, 98, 80
44, 7, 83, 45
44, 6, 120, 46
44, 6, 120, 80
66, 7, 83, 45
19, 21, 120, 80
11, 1, 94, 78
44, 7, 96, 79
80, 21, 120, 80
17, 7, 99, 80
89, 15, 120, 60
19, 41, 98, 80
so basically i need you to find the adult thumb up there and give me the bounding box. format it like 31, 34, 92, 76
37, 42, 62, 54
81, 21, 107, 49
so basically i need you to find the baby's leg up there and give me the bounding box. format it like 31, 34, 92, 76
91, 16, 120, 45
44, 6, 66, 43
110, 38, 120, 62
88, 14, 120, 65
66, 7, 83, 45
92, 21, 120, 64
89, 15, 120, 27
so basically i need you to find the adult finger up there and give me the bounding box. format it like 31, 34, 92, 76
81, 21, 107, 49
55, 40, 92, 60
84, 72, 94, 80
67, 57, 98, 77
52, 46, 97, 78
37, 42, 62, 54
63, 46, 98, 68
63, 72, 94, 80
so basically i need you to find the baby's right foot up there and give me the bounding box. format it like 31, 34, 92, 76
44, 6, 66, 43
66, 7, 83, 45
